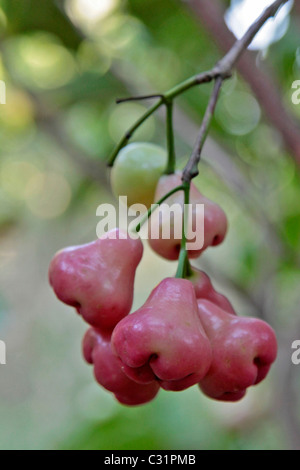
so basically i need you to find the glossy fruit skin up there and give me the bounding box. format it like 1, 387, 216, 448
189, 268, 236, 315
110, 142, 167, 208
197, 300, 278, 402
111, 277, 212, 392
83, 328, 159, 406
48, 228, 143, 331
148, 172, 228, 260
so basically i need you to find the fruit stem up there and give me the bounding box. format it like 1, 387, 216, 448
133, 184, 185, 233
182, 77, 223, 183
107, 0, 288, 175
164, 99, 176, 175
107, 97, 164, 167
175, 181, 191, 279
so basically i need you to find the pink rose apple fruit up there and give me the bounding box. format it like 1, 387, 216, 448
83, 327, 159, 406
197, 299, 278, 401
111, 277, 212, 392
49, 228, 143, 330
189, 267, 236, 314
148, 172, 228, 260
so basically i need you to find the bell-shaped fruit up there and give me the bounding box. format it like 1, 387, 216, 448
111, 277, 212, 392
110, 142, 167, 209
189, 267, 236, 314
197, 300, 278, 402
83, 328, 159, 406
48, 228, 143, 330
148, 172, 228, 260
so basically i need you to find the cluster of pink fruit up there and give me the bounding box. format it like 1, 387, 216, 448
48, 164, 277, 407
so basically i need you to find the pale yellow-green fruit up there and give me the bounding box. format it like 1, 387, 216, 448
110, 142, 167, 208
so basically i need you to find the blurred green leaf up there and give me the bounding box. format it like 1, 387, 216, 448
1, 0, 82, 49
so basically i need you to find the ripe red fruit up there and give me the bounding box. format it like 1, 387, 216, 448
111, 277, 212, 392
48, 228, 143, 330
189, 268, 236, 314
197, 300, 278, 401
148, 172, 228, 260
83, 328, 159, 406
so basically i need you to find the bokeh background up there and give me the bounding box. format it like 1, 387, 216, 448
0, 0, 300, 450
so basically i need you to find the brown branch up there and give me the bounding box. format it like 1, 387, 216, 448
293, 0, 300, 17
110, 1, 290, 169
216, 0, 289, 71
111, 60, 294, 264
182, 77, 223, 181
182, 0, 300, 167
182, 0, 290, 182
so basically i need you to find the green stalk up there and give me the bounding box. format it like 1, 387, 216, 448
107, 98, 164, 167
133, 184, 185, 233
107, 71, 216, 169
164, 100, 176, 175
175, 181, 191, 279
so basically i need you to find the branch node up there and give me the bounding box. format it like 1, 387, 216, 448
116, 94, 164, 104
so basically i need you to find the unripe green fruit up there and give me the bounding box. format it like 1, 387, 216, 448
110, 142, 167, 208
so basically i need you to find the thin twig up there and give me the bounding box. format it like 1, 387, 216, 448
215, 0, 290, 74
182, 77, 223, 182
109, 0, 289, 173
181, 0, 289, 183
183, 0, 300, 166
116, 94, 164, 104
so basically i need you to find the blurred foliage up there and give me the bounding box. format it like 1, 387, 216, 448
1, 0, 81, 49
0, 0, 299, 451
